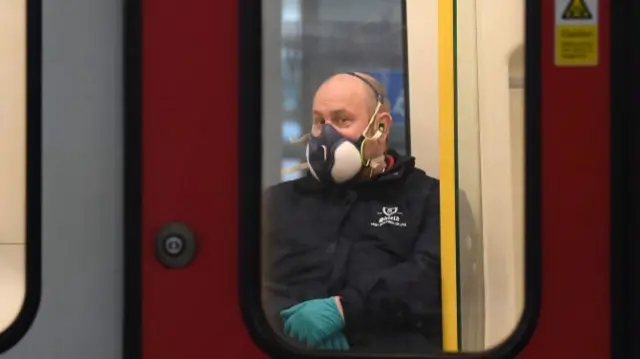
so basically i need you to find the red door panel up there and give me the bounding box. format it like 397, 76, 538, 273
134, 0, 266, 358
526, 0, 611, 357
125, 0, 612, 358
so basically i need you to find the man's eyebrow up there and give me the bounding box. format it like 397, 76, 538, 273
329, 109, 352, 118
312, 109, 353, 120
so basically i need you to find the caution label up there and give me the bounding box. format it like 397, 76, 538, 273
555, 0, 599, 66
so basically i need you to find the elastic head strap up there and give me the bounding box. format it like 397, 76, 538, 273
344, 72, 383, 103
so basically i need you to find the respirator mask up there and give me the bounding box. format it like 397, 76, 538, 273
283, 72, 387, 184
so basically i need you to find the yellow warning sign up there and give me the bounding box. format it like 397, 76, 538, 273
555, 0, 599, 66
562, 0, 592, 19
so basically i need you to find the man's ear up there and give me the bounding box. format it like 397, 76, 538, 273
377, 112, 393, 141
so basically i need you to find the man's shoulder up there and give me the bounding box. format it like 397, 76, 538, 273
402, 167, 439, 197
263, 179, 298, 200
262, 176, 316, 205
383, 152, 438, 196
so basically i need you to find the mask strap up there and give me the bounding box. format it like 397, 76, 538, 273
368, 155, 387, 178
359, 139, 372, 167
363, 102, 383, 140
343, 72, 382, 102
359, 137, 387, 168
370, 155, 386, 169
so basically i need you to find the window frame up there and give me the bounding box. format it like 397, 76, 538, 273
610, 0, 638, 356
0, 0, 43, 353
237, 0, 542, 358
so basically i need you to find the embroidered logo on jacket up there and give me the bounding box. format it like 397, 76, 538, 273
371, 206, 407, 227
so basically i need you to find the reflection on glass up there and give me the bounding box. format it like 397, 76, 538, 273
455, 0, 486, 351
281, 158, 304, 182
281, 120, 302, 143
0, 0, 27, 333
455, 0, 526, 351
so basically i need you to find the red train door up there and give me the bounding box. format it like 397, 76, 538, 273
124, 0, 613, 359
123, 0, 266, 358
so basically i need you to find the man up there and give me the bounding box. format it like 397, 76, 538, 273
262, 72, 442, 353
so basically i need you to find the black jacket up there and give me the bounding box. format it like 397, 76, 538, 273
262, 152, 442, 352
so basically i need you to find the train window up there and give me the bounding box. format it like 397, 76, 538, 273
0, 0, 28, 334
445, 0, 527, 352
256, 0, 530, 356
0, 0, 40, 350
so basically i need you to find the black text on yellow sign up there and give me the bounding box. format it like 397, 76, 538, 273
555, 0, 599, 66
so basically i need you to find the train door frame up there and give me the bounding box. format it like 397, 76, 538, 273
610, 0, 638, 357
123, 0, 141, 356
0, 0, 42, 353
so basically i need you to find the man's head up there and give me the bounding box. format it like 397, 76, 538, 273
311, 72, 392, 164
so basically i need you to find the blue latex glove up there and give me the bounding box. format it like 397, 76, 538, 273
280, 297, 344, 347
317, 332, 350, 351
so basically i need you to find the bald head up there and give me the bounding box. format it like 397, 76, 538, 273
316, 72, 390, 113
311, 72, 392, 142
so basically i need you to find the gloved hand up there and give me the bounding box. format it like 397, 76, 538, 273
280, 297, 344, 347
317, 332, 350, 351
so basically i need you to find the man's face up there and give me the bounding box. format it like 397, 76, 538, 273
311, 74, 374, 140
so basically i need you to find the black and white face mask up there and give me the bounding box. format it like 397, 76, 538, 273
305, 115, 384, 184
283, 72, 387, 184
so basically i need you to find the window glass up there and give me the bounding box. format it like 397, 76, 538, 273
260, 0, 528, 355
454, 0, 526, 352
0, 0, 27, 333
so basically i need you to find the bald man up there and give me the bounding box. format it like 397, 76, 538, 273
262, 72, 442, 353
